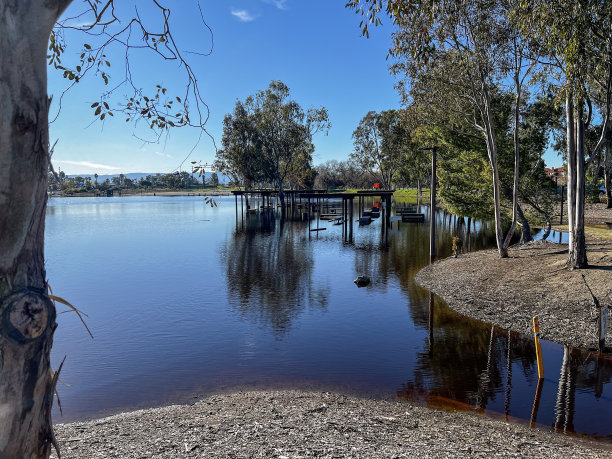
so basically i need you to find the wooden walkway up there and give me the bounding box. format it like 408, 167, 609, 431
232, 189, 419, 242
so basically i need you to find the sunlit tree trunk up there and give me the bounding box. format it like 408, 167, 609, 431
0, 2, 71, 457
502, 73, 521, 251
605, 141, 611, 209
566, 95, 577, 266
481, 88, 506, 258
573, 101, 587, 267
277, 174, 286, 217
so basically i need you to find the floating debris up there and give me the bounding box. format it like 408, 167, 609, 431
354, 275, 370, 287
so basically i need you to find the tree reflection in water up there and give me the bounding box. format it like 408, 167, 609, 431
223, 209, 329, 337
399, 293, 612, 437
226, 198, 612, 437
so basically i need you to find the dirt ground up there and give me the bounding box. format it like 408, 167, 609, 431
51, 390, 611, 458
416, 203, 612, 351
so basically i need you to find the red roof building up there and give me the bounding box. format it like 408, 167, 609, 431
545, 167, 565, 178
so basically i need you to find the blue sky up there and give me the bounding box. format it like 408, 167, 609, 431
49, 0, 401, 175
49, 0, 562, 175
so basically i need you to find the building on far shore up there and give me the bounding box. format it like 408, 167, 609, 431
545, 166, 565, 179
545, 166, 566, 186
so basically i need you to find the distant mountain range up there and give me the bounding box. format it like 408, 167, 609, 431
67, 172, 230, 184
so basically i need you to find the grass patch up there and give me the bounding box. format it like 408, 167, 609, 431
551, 224, 612, 241
393, 189, 430, 198
586, 225, 612, 241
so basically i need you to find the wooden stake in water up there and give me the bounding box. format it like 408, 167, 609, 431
530, 378, 544, 428
533, 316, 544, 379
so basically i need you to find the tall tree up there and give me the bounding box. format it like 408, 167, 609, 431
350, 109, 406, 190
249, 81, 329, 212
347, 0, 549, 256
215, 101, 265, 196
521, 0, 612, 268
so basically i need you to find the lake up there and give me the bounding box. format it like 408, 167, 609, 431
46, 195, 612, 441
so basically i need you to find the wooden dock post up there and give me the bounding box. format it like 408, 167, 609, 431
349, 196, 354, 242
308, 197, 311, 235
428, 292, 434, 356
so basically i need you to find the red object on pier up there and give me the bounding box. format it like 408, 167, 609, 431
373, 183, 381, 189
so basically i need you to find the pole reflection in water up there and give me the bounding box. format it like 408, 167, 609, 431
505, 330, 512, 420
553, 345, 576, 434
398, 293, 612, 439
428, 292, 434, 358
530, 378, 544, 428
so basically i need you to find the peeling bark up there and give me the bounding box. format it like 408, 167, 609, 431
573, 102, 588, 268
502, 72, 521, 252
605, 141, 611, 209
500, 182, 533, 243
566, 95, 577, 268
0, 1, 72, 457
481, 87, 506, 258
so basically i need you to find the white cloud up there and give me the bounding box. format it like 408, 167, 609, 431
263, 0, 288, 9
231, 9, 258, 22
154, 151, 173, 158
54, 160, 120, 170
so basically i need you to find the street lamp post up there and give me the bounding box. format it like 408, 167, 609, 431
422, 147, 437, 264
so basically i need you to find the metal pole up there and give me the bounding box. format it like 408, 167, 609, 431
560, 185, 564, 224
430, 147, 437, 264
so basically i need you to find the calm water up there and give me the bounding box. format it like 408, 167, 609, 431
47, 196, 612, 441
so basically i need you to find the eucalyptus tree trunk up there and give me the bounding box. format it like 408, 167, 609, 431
605, 142, 611, 209
0, 1, 71, 457
566, 95, 577, 267
501, 183, 532, 243
277, 176, 286, 217
573, 102, 587, 268
481, 89, 506, 258
502, 75, 521, 251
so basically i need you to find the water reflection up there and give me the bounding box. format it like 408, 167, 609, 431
224, 208, 329, 337
400, 292, 612, 438
45, 196, 612, 439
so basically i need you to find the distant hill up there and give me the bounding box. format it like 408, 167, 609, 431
67, 172, 230, 184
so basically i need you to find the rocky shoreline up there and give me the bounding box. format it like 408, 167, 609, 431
52, 390, 610, 458
416, 241, 611, 351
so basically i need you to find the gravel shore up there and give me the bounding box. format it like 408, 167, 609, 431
415, 239, 612, 351
52, 390, 610, 458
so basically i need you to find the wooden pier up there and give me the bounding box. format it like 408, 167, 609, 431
232, 189, 398, 243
